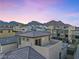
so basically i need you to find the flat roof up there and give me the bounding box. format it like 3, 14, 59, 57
41, 39, 61, 47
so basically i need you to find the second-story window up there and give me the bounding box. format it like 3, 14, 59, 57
23, 37, 25, 41
18, 37, 21, 45
35, 39, 41, 46
65, 34, 68, 37
0, 30, 3, 33
8, 30, 11, 33
27, 39, 29, 42
57, 33, 60, 36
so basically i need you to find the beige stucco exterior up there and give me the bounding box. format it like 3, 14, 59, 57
0, 43, 17, 53
19, 36, 50, 48
32, 41, 62, 59
68, 26, 75, 43
0, 30, 16, 38
46, 25, 76, 43
18, 34, 64, 59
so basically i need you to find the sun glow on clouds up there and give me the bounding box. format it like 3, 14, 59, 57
0, 0, 62, 23
0, 15, 27, 24
0, 0, 19, 9
0, 0, 61, 10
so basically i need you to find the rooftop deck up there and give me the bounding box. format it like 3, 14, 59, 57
41, 39, 61, 47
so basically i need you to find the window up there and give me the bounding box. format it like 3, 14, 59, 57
57, 33, 60, 36
18, 37, 21, 45
8, 30, 11, 33
75, 35, 79, 39
12, 30, 14, 32
52, 37, 56, 39
65, 35, 68, 37
35, 39, 41, 46
22, 37, 25, 41
22, 29, 25, 30
27, 39, 29, 42
49, 36, 50, 40
0, 30, 3, 33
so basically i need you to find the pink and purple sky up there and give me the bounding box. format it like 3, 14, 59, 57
0, 0, 79, 26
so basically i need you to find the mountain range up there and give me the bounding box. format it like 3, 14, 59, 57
44, 20, 71, 27
0, 20, 24, 26
0, 20, 71, 27
26, 20, 71, 27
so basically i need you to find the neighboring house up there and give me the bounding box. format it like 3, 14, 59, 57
16, 31, 67, 59
0, 36, 18, 53
16, 31, 51, 48
0, 21, 69, 59
67, 26, 75, 43
46, 25, 68, 41
13, 26, 27, 32
13, 21, 47, 32
2, 46, 46, 59
46, 23, 75, 43
73, 27, 79, 44
61, 43, 68, 59
0, 28, 16, 38
13, 24, 47, 32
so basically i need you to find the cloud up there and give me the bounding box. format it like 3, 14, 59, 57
0, 0, 71, 25
0, 2, 16, 9
0, 0, 24, 9
66, 13, 79, 17
0, 0, 63, 10
24, 0, 62, 10
60, 12, 79, 26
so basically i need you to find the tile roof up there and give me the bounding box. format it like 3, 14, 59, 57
2, 46, 46, 59
0, 36, 17, 45
16, 31, 50, 37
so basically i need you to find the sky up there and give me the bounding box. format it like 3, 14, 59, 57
0, 0, 79, 26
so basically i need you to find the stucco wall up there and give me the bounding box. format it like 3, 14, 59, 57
32, 46, 49, 59
19, 37, 34, 47
18, 36, 64, 59
49, 41, 62, 59
32, 41, 62, 59
20, 36, 50, 47
41, 36, 49, 45
0, 30, 15, 38
68, 26, 75, 42
61, 47, 67, 59
1, 43, 17, 53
